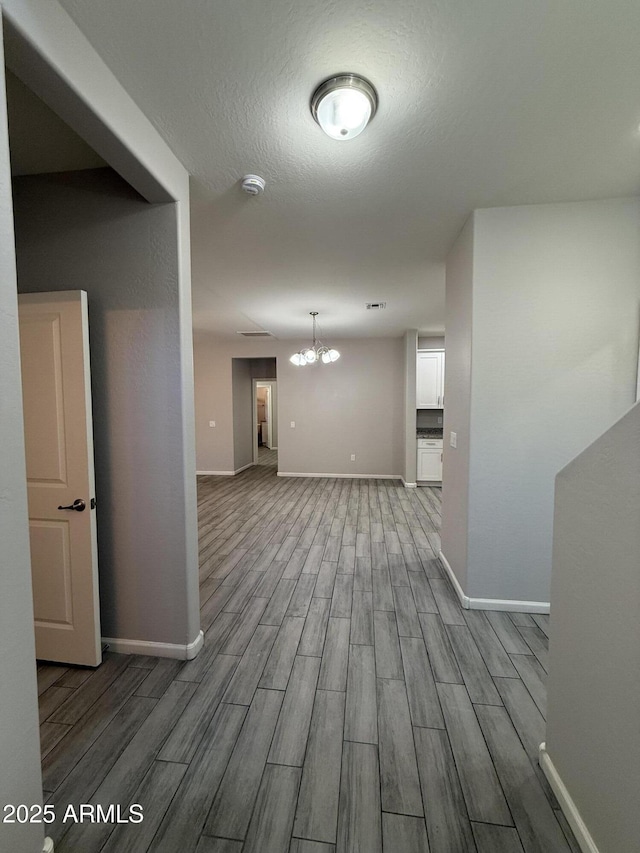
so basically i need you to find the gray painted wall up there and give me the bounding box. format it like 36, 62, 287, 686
250, 357, 277, 380
417, 410, 443, 428
5, 68, 106, 176
418, 336, 445, 349
194, 334, 404, 477
468, 199, 640, 602
13, 168, 198, 646
0, 32, 45, 853
546, 402, 640, 853
232, 358, 254, 470
441, 215, 474, 593
442, 199, 640, 604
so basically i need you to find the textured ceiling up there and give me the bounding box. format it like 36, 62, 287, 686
57, 0, 640, 338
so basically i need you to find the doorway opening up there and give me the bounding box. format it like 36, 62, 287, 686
231, 357, 277, 472
7, 66, 109, 668
7, 52, 195, 668
253, 380, 278, 468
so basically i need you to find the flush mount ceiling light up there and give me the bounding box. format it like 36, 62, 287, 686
290, 312, 340, 366
311, 74, 378, 140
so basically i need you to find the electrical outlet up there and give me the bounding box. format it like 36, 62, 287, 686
450, 431, 457, 448
209, 420, 216, 427
290, 421, 296, 428
437, 416, 443, 424
350, 454, 356, 461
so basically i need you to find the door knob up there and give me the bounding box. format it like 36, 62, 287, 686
58, 499, 86, 512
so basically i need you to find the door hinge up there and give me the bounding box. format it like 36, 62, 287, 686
90, 497, 97, 510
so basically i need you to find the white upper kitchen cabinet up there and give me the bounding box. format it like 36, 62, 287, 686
417, 350, 445, 408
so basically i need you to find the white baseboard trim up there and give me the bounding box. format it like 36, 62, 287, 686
278, 472, 401, 480
197, 463, 253, 476
467, 597, 550, 613
43, 838, 54, 853
438, 551, 550, 613
539, 743, 600, 853
402, 478, 418, 488
438, 551, 471, 607
102, 629, 204, 660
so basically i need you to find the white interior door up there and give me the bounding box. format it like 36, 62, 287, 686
18, 291, 101, 666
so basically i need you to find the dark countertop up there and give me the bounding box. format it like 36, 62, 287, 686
417, 428, 443, 438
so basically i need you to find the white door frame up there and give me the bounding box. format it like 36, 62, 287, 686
252, 379, 277, 463
636, 314, 640, 402
264, 385, 273, 448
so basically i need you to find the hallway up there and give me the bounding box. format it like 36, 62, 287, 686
36, 467, 577, 852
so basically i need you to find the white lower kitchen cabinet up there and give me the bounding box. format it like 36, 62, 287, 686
417, 438, 443, 482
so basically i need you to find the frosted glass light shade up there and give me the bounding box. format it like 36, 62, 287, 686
311, 75, 377, 141
316, 89, 371, 140
321, 348, 340, 363
290, 353, 306, 366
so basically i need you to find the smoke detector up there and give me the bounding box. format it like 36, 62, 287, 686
366, 302, 386, 310
241, 174, 266, 196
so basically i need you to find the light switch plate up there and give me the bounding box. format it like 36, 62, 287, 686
450, 431, 457, 448
290, 421, 296, 428
209, 420, 215, 427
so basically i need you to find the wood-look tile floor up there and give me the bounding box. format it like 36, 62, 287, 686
257, 445, 278, 466
36, 461, 580, 853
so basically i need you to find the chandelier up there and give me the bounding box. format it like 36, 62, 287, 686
290, 312, 340, 366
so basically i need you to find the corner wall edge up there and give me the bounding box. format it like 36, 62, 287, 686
438, 551, 550, 613
102, 629, 203, 660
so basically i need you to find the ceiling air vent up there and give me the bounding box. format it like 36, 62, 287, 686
237, 330, 273, 337
366, 302, 386, 310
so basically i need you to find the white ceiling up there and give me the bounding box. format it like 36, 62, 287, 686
57, 0, 640, 339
